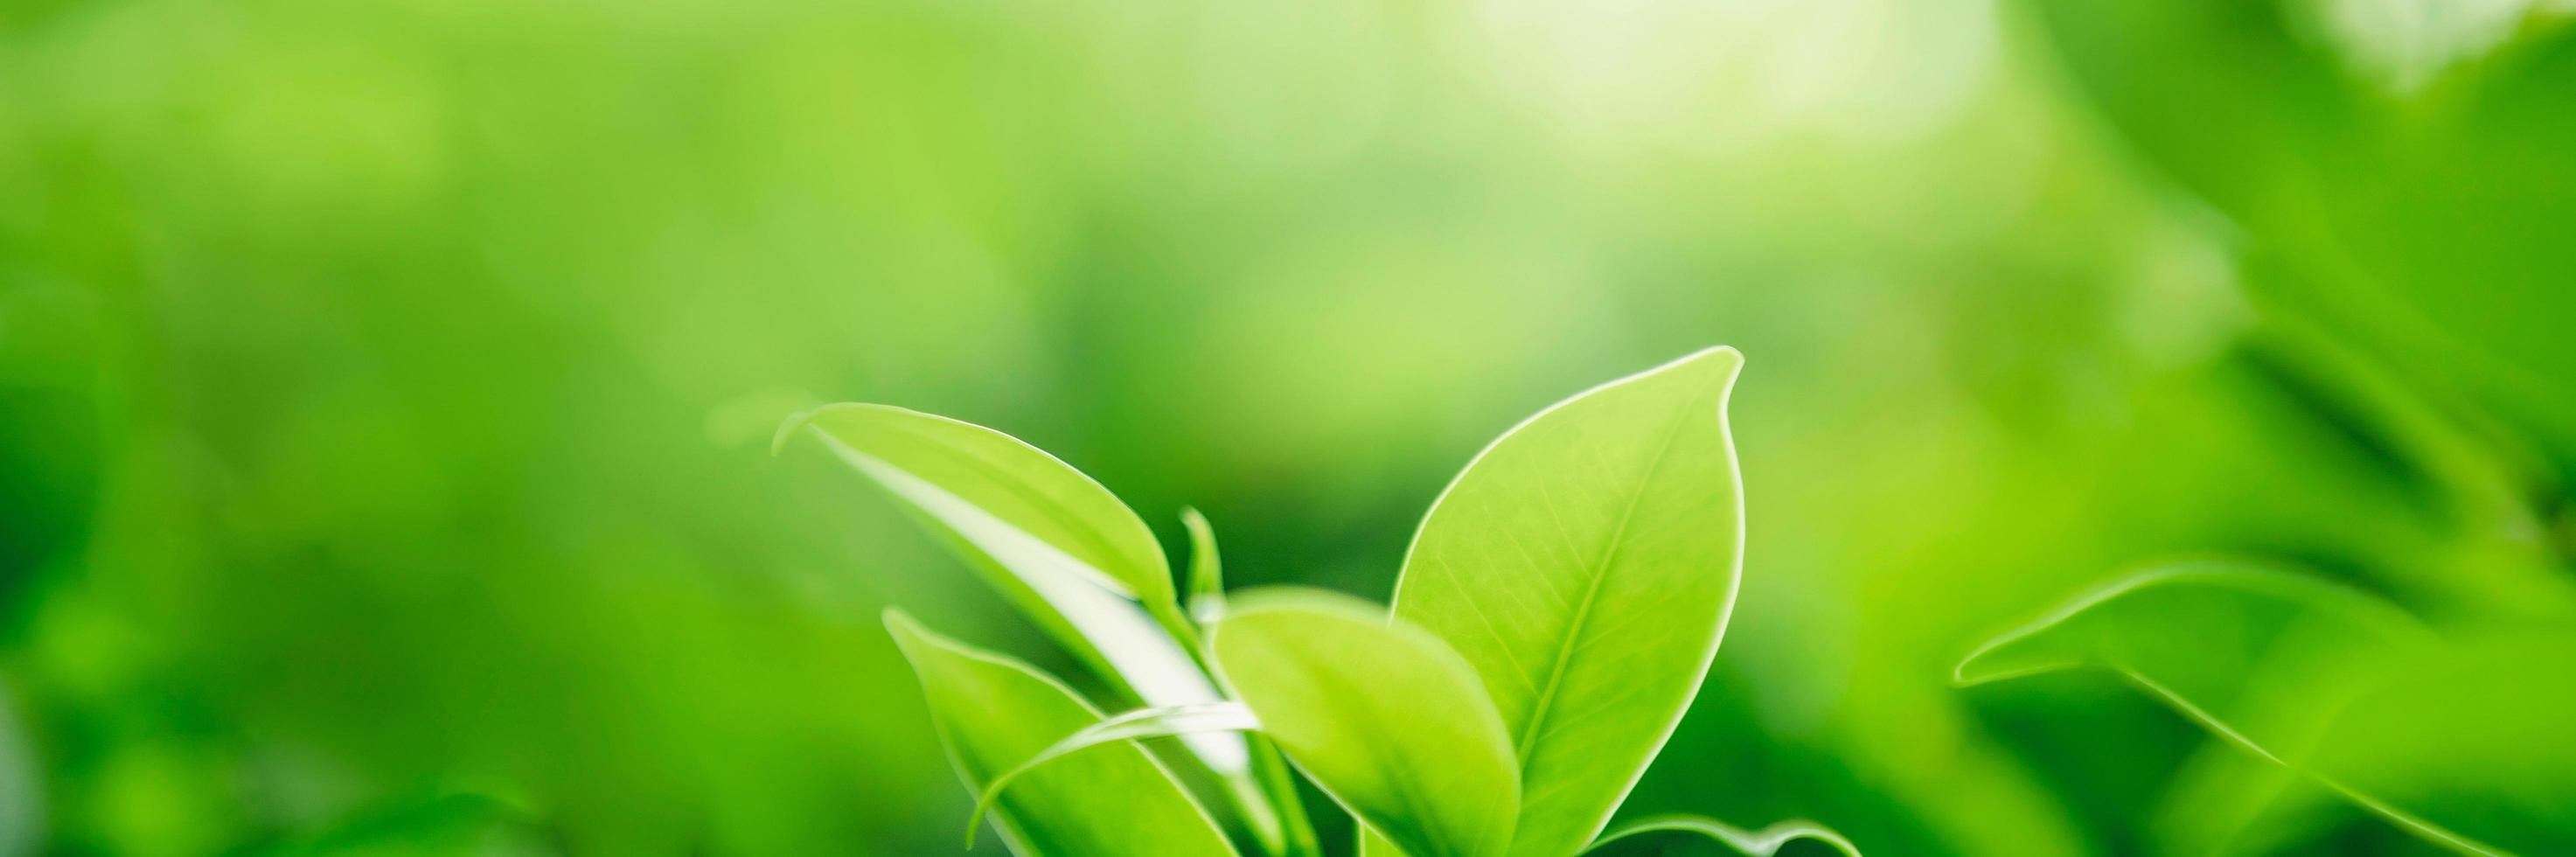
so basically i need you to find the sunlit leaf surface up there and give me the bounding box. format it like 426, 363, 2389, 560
784, 404, 1247, 772
1183, 508, 1227, 626
970, 702, 1259, 840
1212, 589, 1519, 857
1391, 346, 1745, 857
885, 610, 1236, 857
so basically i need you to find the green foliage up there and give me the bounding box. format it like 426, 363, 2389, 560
885, 610, 1236, 857
1212, 589, 1521, 857
970, 702, 1259, 841
1953, 562, 2432, 756
779, 404, 1209, 706
1585, 815, 1861, 856
1183, 508, 1228, 625
11, 0, 2574, 850
1958, 563, 2576, 854
1391, 345, 1744, 857
804, 351, 1850, 856
2024, 0, 2576, 463
779, 402, 1278, 841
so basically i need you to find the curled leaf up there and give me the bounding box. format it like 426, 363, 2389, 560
1586, 814, 1862, 856
969, 702, 1261, 845
885, 610, 1235, 857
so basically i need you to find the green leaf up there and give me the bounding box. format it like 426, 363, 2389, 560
1585, 814, 1862, 856
1389, 346, 1746, 857
781, 404, 1246, 772
780, 404, 1173, 603
1211, 589, 1520, 857
971, 702, 1261, 843
1950, 562, 2563, 854
884, 609, 1237, 857
1953, 562, 2432, 761
2303, 633, 2576, 854
1182, 507, 1226, 625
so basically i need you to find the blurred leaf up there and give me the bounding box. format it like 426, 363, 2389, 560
1183, 508, 1226, 626
971, 702, 1259, 842
1390, 346, 1745, 857
261, 793, 547, 857
2305, 633, 2576, 853
1953, 562, 2571, 854
1211, 589, 1519, 857
1953, 561, 2433, 756
884, 610, 1236, 857
783, 404, 1247, 771
2026, 0, 2576, 467
1584, 814, 1861, 856
0, 679, 38, 857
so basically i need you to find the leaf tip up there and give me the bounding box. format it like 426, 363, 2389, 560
1674, 344, 1746, 382
1949, 638, 2016, 687
881, 606, 935, 656
1950, 624, 2073, 688
769, 408, 820, 456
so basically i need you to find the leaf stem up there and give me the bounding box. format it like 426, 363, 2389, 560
1152, 598, 1323, 857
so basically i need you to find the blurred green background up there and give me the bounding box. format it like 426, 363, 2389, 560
4, 0, 2573, 853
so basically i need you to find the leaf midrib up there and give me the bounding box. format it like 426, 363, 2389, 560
1507, 373, 1717, 773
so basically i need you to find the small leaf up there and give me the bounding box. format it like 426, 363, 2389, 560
1182, 507, 1226, 625
1212, 589, 1520, 857
970, 702, 1261, 843
885, 610, 1236, 857
1586, 814, 1862, 856
1390, 346, 1746, 857
783, 404, 1247, 772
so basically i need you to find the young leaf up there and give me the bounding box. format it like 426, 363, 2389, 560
884, 610, 1236, 857
1211, 589, 1520, 857
1171, 510, 1327, 857
1585, 815, 1862, 856
1390, 346, 1745, 857
970, 702, 1261, 842
781, 404, 1247, 772
1182, 507, 1226, 625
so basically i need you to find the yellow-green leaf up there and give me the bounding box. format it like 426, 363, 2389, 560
885, 609, 1236, 857
1391, 346, 1746, 857
1212, 589, 1519, 857
782, 404, 1245, 773
1183, 507, 1226, 625
1586, 814, 1862, 856
969, 702, 1260, 842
